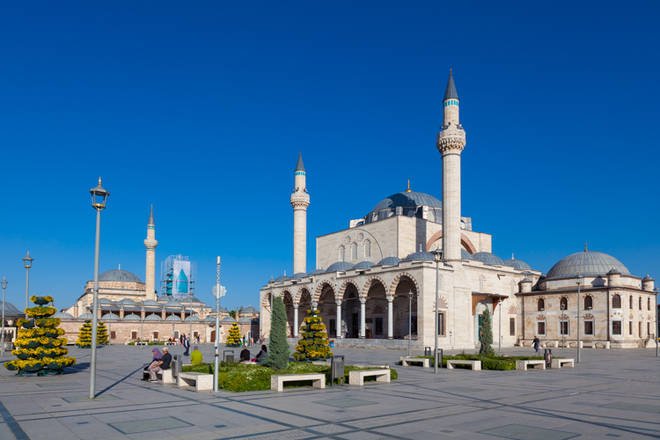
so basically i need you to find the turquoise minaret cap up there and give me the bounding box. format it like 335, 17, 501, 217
443, 68, 459, 101
295, 152, 305, 172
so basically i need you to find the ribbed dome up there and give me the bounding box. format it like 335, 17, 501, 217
353, 261, 375, 270
123, 313, 141, 321
53, 311, 73, 319
461, 249, 473, 260
403, 251, 436, 262
503, 258, 531, 270
0, 301, 22, 316
274, 275, 291, 282
326, 261, 354, 272
99, 269, 142, 283
471, 252, 504, 266
144, 314, 162, 321
366, 191, 442, 224
547, 251, 629, 279
101, 312, 120, 321
378, 256, 401, 266
307, 269, 325, 276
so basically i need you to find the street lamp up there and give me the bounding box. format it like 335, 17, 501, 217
655, 287, 658, 358
1, 277, 7, 356
432, 248, 442, 375
22, 251, 33, 318
89, 177, 109, 400
576, 272, 583, 364
407, 291, 413, 357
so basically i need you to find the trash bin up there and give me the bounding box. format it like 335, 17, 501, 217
424, 347, 432, 356
331, 355, 345, 386
435, 348, 443, 368
544, 348, 552, 368
172, 355, 182, 378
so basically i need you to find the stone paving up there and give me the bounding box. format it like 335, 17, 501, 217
0, 344, 659, 439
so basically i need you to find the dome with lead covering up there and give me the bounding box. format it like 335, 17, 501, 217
503, 257, 531, 270
325, 261, 353, 273
307, 269, 325, 276
98, 269, 143, 283
353, 261, 375, 270
378, 256, 401, 266
403, 251, 436, 262
546, 251, 629, 280
366, 191, 442, 224
471, 252, 504, 266
123, 313, 141, 321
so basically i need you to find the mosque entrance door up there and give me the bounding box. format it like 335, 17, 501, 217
350, 313, 359, 338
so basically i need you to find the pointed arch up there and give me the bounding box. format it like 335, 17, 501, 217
296, 288, 312, 305
314, 281, 336, 303
437, 295, 448, 309
362, 276, 386, 299
388, 272, 420, 297
425, 231, 477, 254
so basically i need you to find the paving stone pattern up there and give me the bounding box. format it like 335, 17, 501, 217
0, 345, 659, 439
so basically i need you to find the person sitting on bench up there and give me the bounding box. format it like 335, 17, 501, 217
149, 347, 172, 382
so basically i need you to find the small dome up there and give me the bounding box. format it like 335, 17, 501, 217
53, 311, 73, 319
378, 256, 401, 266
546, 251, 630, 280
0, 301, 22, 316
221, 316, 235, 323
123, 313, 141, 321
471, 252, 504, 266
204, 315, 217, 322
240, 306, 257, 314
99, 298, 116, 305
142, 300, 160, 307
274, 275, 291, 282
165, 314, 181, 321
353, 261, 375, 270
643, 274, 654, 281
78, 313, 94, 320
503, 258, 531, 270
144, 314, 162, 321
165, 298, 182, 306
239, 317, 252, 323
366, 191, 442, 224
98, 269, 143, 283
326, 261, 353, 272
292, 273, 306, 280
461, 249, 473, 260
307, 269, 325, 276
184, 315, 200, 322
119, 298, 138, 305
403, 251, 435, 262
101, 312, 120, 321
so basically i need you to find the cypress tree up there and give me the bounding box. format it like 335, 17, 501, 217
479, 308, 494, 356
264, 296, 289, 370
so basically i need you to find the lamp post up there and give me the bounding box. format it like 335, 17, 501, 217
655, 287, 658, 358
89, 177, 109, 400
1, 277, 7, 356
576, 272, 583, 364
22, 251, 33, 318
407, 291, 413, 357
498, 298, 502, 353
213, 256, 222, 392
432, 249, 442, 375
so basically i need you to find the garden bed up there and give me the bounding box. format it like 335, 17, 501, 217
182, 361, 398, 392
412, 354, 547, 370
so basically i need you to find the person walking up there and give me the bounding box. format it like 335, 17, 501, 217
532, 335, 540, 353
183, 335, 190, 356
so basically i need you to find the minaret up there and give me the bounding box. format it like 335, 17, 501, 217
290, 153, 310, 274
437, 69, 466, 262
144, 205, 158, 300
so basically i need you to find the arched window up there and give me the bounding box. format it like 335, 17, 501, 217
560, 297, 568, 310
537, 298, 545, 311
351, 242, 358, 260
584, 295, 593, 310
638, 297, 642, 310
629, 295, 633, 309
339, 245, 345, 262
612, 294, 621, 309
648, 297, 651, 310
364, 240, 371, 258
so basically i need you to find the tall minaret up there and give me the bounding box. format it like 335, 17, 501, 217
437, 69, 466, 262
144, 205, 158, 299
290, 153, 310, 274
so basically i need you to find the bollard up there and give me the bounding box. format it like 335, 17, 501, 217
223, 350, 235, 363
435, 348, 443, 369
172, 355, 181, 378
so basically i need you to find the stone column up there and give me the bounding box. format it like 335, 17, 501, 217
336, 301, 342, 338
293, 304, 299, 337
161, 308, 166, 320
119, 306, 125, 319
359, 297, 366, 339
387, 296, 394, 339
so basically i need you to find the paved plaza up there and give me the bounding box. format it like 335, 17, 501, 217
0, 345, 659, 440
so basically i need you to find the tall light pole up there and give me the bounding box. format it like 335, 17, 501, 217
432, 249, 442, 374
89, 177, 109, 400
213, 256, 222, 392
22, 251, 33, 318
655, 287, 658, 358
576, 272, 583, 364
407, 291, 413, 357
1, 277, 7, 356
498, 298, 502, 353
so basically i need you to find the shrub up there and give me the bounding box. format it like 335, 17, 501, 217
264, 296, 289, 370
479, 308, 494, 356
226, 322, 242, 347
293, 308, 332, 361
76, 320, 109, 347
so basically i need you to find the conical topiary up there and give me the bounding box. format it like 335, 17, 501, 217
293, 308, 332, 361
479, 308, 494, 356
75, 320, 109, 347
226, 322, 242, 346
264, 296, 289, 370
4, 295, 76, 375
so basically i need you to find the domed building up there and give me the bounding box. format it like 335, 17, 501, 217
260, 71, 656, 350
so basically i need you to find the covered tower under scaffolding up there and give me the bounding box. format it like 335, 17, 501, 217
160, 254, 196, 299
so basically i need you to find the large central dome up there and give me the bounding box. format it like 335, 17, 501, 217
546, 251, 629, 279
365, 191, 442, 224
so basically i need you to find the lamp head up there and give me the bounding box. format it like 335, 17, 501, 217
431, 248, 443, 262
1, 277, 7, 289
22, 251, 34, 268
90, 177, 110, 210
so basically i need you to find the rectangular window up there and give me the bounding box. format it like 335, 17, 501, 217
537, 321, 546, 336
612, 321, 622, 336
629, 321, 633, 335
153, 331, 159, 340
584, 320, 594, 336
509, 317, 515, 336
110, 331, 116, 340
639, 322, 642, 337
559, 320, 569, 336
131, 331, 137, 340
437, 312, 446, 336
647, 322, 650, 336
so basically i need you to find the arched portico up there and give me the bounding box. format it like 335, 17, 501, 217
282, 291, 294, 337
318, 284, 336, 337
392, 275, 418, 340
341, 283, 361, 338
365, 279, 387, 339
297, 289, 312, 337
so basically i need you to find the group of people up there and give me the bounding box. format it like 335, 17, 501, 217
144, 345, 204, 382
239, 344, 268, 364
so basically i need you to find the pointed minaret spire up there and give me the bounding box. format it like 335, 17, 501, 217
295, 152, 305, 172
443, 68, 459, 101
584, 241, 588, 252
148, 204, 155, 226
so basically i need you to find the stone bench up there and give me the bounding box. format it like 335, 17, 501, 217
135, 341, 148, 346
400, 357, 430, 368
177, 372, 213, 391
446, 360, 481, 370
516, 360, 545, 371
270, 373, 325, 392
157, 369, 174, 384
551, 358, 574, 369
348, 369, 390, 386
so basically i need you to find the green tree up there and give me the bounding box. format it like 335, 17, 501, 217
76, 320, 109, 347
264, 296, 289, 370
229, 310, 237, 319
5, 295, 76, 375
293, 307, 332, 361
479, 308, 494, 356
226, 322, 242, 346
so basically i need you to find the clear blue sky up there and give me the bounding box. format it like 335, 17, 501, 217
1, 2, 659, 310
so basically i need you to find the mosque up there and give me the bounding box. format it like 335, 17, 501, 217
56, 207, 259, 344
259, 71, 657, 350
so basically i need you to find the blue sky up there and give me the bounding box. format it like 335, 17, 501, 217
0, 2, 659, 310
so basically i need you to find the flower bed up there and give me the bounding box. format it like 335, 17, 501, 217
413, 354, 546, 370
182, 361, 398, 392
